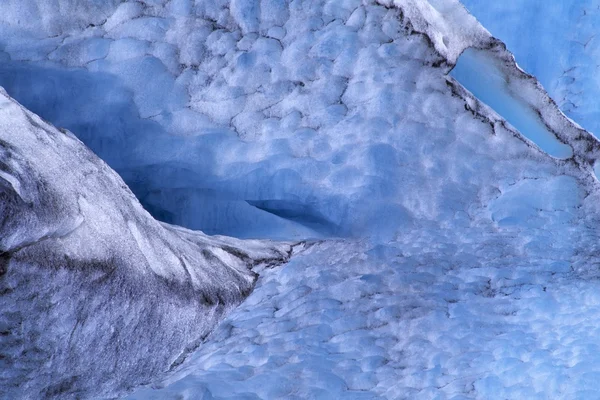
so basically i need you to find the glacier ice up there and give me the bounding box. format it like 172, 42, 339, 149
459, 0, 600, 138
2, 0, 600, 399
450, 47, 573, 159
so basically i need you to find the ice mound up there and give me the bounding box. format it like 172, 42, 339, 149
0, 88, 292, 399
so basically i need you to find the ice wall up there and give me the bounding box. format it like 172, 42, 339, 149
0, 0, 596, 244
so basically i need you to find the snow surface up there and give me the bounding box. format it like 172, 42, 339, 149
2, 0, 600, 399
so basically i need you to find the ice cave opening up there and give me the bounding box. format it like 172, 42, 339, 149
0, 62, 342, 241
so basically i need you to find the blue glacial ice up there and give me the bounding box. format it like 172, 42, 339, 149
450, 47, 573, 159
460, 0, 600, 138
1, 0, 600, 399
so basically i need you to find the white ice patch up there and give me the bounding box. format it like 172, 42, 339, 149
0, 169, 24, 200
488, 175, 580, 227
379, 0, 489, 62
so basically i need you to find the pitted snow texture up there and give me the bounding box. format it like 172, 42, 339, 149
131, 216, 600, 399
0, 0, 577, 240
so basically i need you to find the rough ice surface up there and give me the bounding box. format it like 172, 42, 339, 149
2, 0, 600, 399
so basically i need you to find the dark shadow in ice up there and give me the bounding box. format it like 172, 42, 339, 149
0, 62, 337, 240
247, 199, 341, 237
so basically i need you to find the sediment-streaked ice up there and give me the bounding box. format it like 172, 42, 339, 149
0, 88, 292, 399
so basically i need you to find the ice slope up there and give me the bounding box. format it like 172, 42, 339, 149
0, 87, 292, 399
460, 0, 600, 138
2, 0, 600, 399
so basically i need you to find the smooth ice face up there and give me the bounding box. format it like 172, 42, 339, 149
460, 0, 600, 138
450, 48, 573, 159
4, 0, 600, 399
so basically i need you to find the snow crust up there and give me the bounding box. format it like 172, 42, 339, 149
2, 0, 600, 399
378, 0, 489, 63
